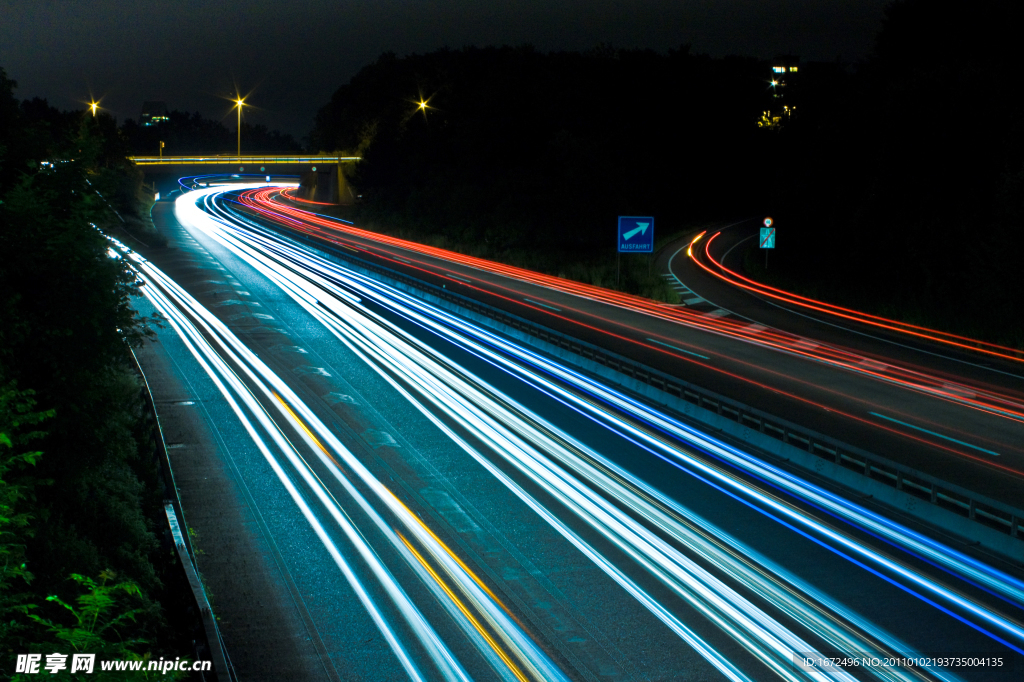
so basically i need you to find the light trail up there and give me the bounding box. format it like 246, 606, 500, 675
691, 229, 1024, 365
211, 186, 1024, 633
157, 184, 1024, 679
397, 532, 532, 682
688, 232, 1024, 423
183, 211, 822, 681
220, 191, 1024, 612
234, 187, 1024, 471
120, 228, 546, 680
258, 188, 1024, 398
129, 253, 457, 682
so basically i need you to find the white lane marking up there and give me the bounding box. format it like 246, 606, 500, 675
523, 298, 562, 312
270, 344, 308, 354
683, 296, 704, 305
646, 337, 710, 360
942, 382, 977, 399
857, 359, 888, 372
294, 365, 332, 377
706, 309, 729, 318
744, 323, 768, 333
216, 299, 260, 307
870, 412, 1000, 457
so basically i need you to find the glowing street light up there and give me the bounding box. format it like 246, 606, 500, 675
234, 96, 246, 159
89, 101, 99, 116
415, 97, 431, 120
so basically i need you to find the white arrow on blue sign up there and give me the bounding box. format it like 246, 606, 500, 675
618, 216, 655, 253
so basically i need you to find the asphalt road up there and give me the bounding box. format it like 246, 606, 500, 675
663, 225, 1024, 503
124, 184, 1024, 681
664, 222, 1024, 392
225, 190, 1024, 512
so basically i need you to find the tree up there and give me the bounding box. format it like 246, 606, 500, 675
0, 383, 51, 651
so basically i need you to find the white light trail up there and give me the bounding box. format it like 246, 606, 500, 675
160, 185, 1024, 680
130, 250, 463, 681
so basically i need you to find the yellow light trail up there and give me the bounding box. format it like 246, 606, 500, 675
687, 229, 707, 258
397, 532, 531, 682
272, 392, 538, 680
382, 486, 516, 620
273, 392, 345, 468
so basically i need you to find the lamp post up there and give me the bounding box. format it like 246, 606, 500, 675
159, 141, 165, 159
234, 97, 246, 159
89, 101, 98, 117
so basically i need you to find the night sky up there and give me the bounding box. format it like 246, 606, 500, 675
2, 0, 888, 140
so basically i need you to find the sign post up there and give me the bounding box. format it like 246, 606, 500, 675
617, 216, 655, 286
760, 217, 775, 270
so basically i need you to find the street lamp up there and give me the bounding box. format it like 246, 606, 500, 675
416, 98, 431, 121
234, 97, 246, 159
89, 101, 99, 116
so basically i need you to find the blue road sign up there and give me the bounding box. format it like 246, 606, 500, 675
618, 216, 655, 253
760, 226, 776, 249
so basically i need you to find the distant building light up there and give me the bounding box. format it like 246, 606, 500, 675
789, 66, 798, 72
140, 100, 169, 127
772, 66, 786, 73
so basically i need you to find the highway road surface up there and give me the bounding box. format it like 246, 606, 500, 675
221, 189, 1024, 512
124, 182, 1024, 680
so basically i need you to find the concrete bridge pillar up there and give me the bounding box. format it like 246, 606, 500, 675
298, 165, 353, 205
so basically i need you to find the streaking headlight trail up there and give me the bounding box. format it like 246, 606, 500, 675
121, 184, 1024, 681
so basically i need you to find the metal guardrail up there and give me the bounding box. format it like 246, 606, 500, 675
263, 225, 1024, 544
448, 298, 1022, 538
130, 155, 360, 166
131, 349, 236, 681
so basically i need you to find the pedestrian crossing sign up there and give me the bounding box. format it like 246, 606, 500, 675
760, 227, 776, 249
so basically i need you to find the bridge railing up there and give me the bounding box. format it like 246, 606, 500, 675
129, 155, 360, 166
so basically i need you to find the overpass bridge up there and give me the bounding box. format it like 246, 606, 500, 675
130, 155, 360, 204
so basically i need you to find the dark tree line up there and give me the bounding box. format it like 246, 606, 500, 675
0, 69, 194, 673
310, 0, 1024, 343
310, 43, 784, 298
312, 44, 773, 254
763, 0, 1024, 343
123, 110, 302, 156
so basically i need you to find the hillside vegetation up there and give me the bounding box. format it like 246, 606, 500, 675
311, 0, 1024, 343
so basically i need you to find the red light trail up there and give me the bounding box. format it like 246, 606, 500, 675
225, 188, 1024, 478
695, 231, 1024, 365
